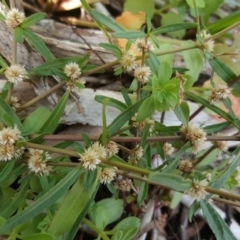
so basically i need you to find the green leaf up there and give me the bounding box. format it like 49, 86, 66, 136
200, 200, 237, 240
207, 55, 240, 93
149, 172, 192, 191
40, 91, 69, 133
0, 96, 23, 131
0, 56, 8, 68
182, 41, 204, 82
124, 0, 155, 18
61, 188, 96, 240
186, 0, 205, 8
186, 91, 240, 129
121, 87, 132, 106
23, 107, 51, 134
158, 61, 172, 83
30, 56, 83, 76
210, 150, 240, 189
107, 96, 147, 136
99, 43, 122, 57
22, 233, 54, 240
95, 95, 127, 111
136, 96, 155, 122
81, 133, 91, 148
147, 52, 160, 75
0, 161, 15, 184
137, 182, 148, 206
0, 12, 5, 21
101, 98, 109, 145
95, 198, 123, 225
152, 22, 197, 35
174, 102, 190, 126
0, 168, 84, 234
47, 173, 99, 236
0, 181, 28, 218
14, 27, 24, 43
170, 191, 183, 209
188, 201, 200, 221
159, 13, 186, 38
21, 13, 47, 28
196, 0, 224, 16
112, 31, 145, 39
110, 217, 140, 240
90, 9, 125, 32
23, 29, 55, 61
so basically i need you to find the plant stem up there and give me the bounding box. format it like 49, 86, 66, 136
212, 197, 240, 208
29, 134, 240, 142
83, 218, 110, 240
192, 145, 215, 168
206, 186, 240, 201
17, 81, 65, 112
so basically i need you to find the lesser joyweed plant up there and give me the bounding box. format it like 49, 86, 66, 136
0, 0, 240, 239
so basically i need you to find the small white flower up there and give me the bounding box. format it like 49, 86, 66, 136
119, 50, 136, 72
79, 149, 101, 170
132, 114, 155, 132
64, 62, 81, 79
134, 38, 154, 53
128, 145, 143, 165
105, 141, 119, 158
5, 64, 28, 84
99, 167, 117, 184
179, 160, 193, 173
5, 8, 25, 28
10, 96, 20, 111
0, 144, 15, 161
163, 142, 174, 156
181, 124, 206, 154
91, 142, 106, 158
114, 178, 133, 192
0, 126, 21, 145
185, 179, 208, 201
199, 30, 215, 53
66, 79, 85, 93
209, 84, 231, 103
28, 149, 51, 175
134, 65, 151, 84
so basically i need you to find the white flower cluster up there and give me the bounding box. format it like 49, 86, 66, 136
64, 62, 85, 92
79, 142, 106, 170
0, 126, 23, 161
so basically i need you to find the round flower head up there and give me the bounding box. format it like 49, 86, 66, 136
105, 141, 119, 158
5, 8, 25, 28
134, 38, 154, 53
79, 148, 101, 170
64, 62, 81, 79
119, 50, 136, 72
5, 64, 28, 84
28, 149, 51, 175
91, 142, 106, 158
181, 123, 206, 154
185, 179, 208, 201
128, 145, 143, 165
99, 167, 117, 184
10, 96, 20, 111
209, 84, 231, 103
198, 30, 215, 53
163, 142, 174, 156
131, 114, 155, 132
0, 125, 21, 145
179, 160, 193, 173
66, 78, 85, 93
134, 65, 151, 84
114, 178, 133, 192
0, 144, 16, 161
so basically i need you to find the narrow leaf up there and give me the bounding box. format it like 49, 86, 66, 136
112, 31, 145, 39
23, 29, 54, 61
47, 174, 98, 236
40, 91, 69, 133
149, 172, 192, 192
21, 13, 47, 28
0, 168, 84, 234
174, 102, 190, 126
95, 95, 127, 111
200, 200, 237, 240
152, 23, 197, 35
